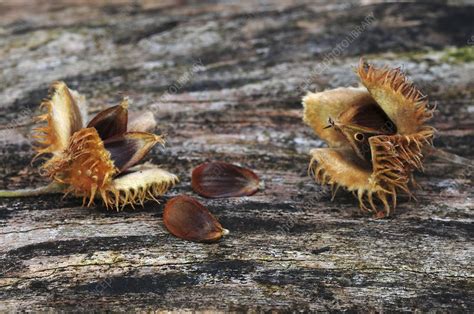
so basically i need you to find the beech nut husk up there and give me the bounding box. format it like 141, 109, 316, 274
191, 162, 260, 198
32, 81, 178, 210
303, 59, 434, 217
163, 195, 229, 243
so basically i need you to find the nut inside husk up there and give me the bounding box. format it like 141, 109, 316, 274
32, 81, 178, 210
303, 60, 435, 217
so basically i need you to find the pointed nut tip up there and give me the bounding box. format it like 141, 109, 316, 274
221, 228, 230, 236
120, 97, 129, 109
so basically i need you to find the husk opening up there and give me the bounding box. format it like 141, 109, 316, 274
304, 61, 435, 216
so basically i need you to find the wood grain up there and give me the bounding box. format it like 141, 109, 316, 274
0, 1, 473, 311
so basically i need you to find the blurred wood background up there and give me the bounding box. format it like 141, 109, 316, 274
0, 0, 473, 311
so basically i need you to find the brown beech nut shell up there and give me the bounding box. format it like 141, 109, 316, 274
104, 132, 164, 173
191, 162, 260, 198
87, 98, 128, 140
32, 82, 178, 210
163, 195, 229, 243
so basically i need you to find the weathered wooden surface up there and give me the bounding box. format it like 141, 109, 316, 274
0, 0, 473, 311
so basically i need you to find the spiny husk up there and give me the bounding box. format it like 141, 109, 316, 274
304, 61, 435, 217
303, 87, 374, 148
33, 81, 85, 160
309, 148, 393, 214
45, 127, 117, 207
30, 81, 177, 210
369, 130, 434, 194
102, 164, 179, 211
357, 60, 435, 134
359, 61, 435, 213
43, 129, 176, 210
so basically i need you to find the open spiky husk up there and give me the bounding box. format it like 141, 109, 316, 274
29, 82, 178, 210
309, 148, 394, 215
357, 60, 435, 135
359, 60, 435, 214
304, 61, 435, 217
309, 131, 434, 216
369, 129, 434, 194
101, 164, 179, 211
33, 81, 86, 161
44, 127, 117, 206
